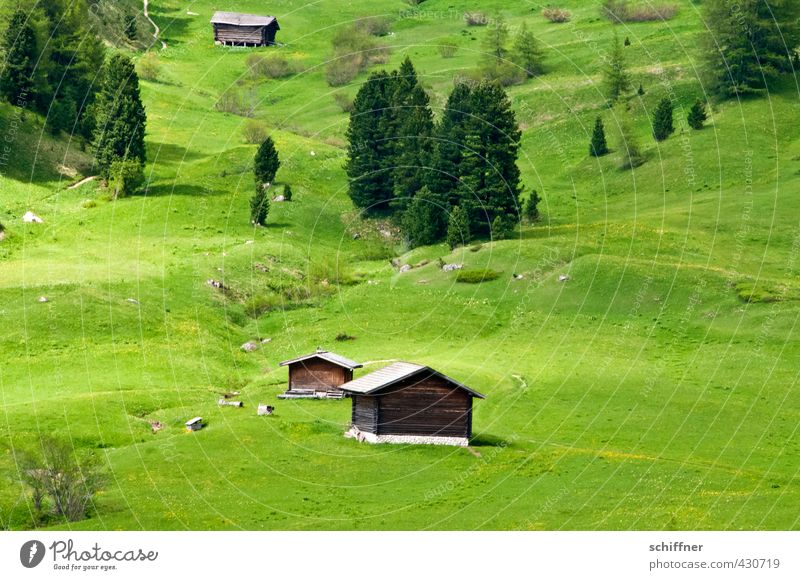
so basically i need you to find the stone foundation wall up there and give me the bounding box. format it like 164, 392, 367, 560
345, 427, 468, 447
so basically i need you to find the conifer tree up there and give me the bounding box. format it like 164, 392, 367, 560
250, 187, 270, 226
701, 0, 800, 98
93, 54, 146, 177
457, 81, 522, 233
0, 9, 39, 106
390, 57, 434, 209
402, 187, 447, 247
254, 136, 281, 188
652, 97, 674, 141
524, 190, 540, 222
513, 22, 544, 78
345, 71, 394, 211
604, 32, 630, 103
427, 83, 472, 205
283, 184, 293, 201
687, 99, 707, 130
617, 113, 645, 170
589, 117, 609, 157
446, 205, 471, 249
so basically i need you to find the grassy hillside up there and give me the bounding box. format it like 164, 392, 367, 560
0, 0, 798, 530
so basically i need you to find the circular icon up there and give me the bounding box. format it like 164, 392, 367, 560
19, 540, 46, 568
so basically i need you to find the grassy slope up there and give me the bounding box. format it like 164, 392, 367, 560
0, 0, 798, 530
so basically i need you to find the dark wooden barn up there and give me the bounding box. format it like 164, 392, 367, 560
211, 12, 280, 47
341, 362, 485, 446
278, 349, 362, 399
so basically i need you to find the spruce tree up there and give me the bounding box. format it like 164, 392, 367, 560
427, 82, 472, 205
283, 184, 293, 201
446, 205, 471, 249
513, 22, 544, 78
0, 9, 39, 106
390, 58, 434, 209
524, 190, 540, 223
254, 136, 280, 188
250, 187, 270, 226
687, 99, 707, 130
481, 15, 514, 82
345, 71, 394, 211
590, 117, 609, 157
402, 187, 447, 247
93, 54, 146, 177
701, 0, 800, 98
652, 97, 674, 141
457, 81, 522, 234
604, 32, 630, 103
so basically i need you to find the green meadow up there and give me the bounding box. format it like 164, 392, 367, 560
0, 0, 798, 530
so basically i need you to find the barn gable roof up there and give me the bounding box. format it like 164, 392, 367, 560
340, 362, 486, 398
210, 11, 279, 28
279, 350, 362, 370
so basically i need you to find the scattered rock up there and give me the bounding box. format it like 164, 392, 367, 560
253, 262, 270, 273
390, 258, 401, 268
245, 240, 254, 245
310, 151, 316, 156
442, 263, 463, 272
126, 298, 140, 305
261, 337, 272, 344
23, 211, 43, 223
207, 278, 226, 290
37, 296, 48, 303
150, 421, 164, 433
379, 229, 393, 238
272, 195, 285, 202
0, 231, 5, 241
513, 273, 524, 280
558, 274, 570, 282
187, 10, 199, 16
367, 280, 379, 285
352, 233, 361, 240
399, 264, 412, 273
417, 279, 429, 285
258, 404, 274, 416
241, 341, 260, 352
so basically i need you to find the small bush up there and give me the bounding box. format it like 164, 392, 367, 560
354, 16, 393, 37
108, 159, 145, 199
438, 40, 459, 58
244, 293, 282, 317
542, 8, 571, 23
456, 268, 502, 283
242, 119, 269, 144
138, 52, 161, 82
333, 92, 355, 113
335, 333, 356, 341
81, 199, 97, 209
464, 12, 489, 26
326, 27, 391, 86
215, 88, 257, 117
602, 0, 678, 23
246, 54, 297, 79
283, 184, 293, 201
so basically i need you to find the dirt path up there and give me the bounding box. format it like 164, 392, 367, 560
67, 175, 97, 190
143, 0, 167, 50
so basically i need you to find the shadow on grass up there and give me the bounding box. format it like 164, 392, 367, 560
470, 433, 510, 447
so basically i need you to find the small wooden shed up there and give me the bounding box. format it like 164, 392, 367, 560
278, 349, 362, 399
341, 362, 485, 446
211, 12, 280, 47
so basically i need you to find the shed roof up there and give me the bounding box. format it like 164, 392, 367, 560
340, 362, 485, 398
185, 417, 203, 426
279, 349, 362, 370
210, 11, 278, 27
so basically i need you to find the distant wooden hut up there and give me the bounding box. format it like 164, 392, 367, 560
278, 348, 362, 399
185, 417, 204, 431
341, 362, 485, 446
211, 12, 280, 47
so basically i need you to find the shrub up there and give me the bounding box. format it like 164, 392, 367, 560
246, 54, 296, 79
283, 183, 293, 201
542, 8, 571, 23
242, 119, 269, 144
244, 293, 282, 317
687, 99, 708, 130
138, 52, 161, 82
333, 92, 355, 113
215, 88, 257, 117
19, 437, 105, 522
335, 333, 356, 341
81, 199, 97, 209
438, 40, 459, 58
108, 159, 145, 199
354, 16, 393, 37
456, 268, 502, 283
464, 12, 489, 26
325, 27, 391, 86
602, 0, 678, 23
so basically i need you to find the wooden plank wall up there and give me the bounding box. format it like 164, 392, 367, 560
214, 24, 265, 45
289, 358, 348, 391
376, 375, 473, 438
352, 396, 378, 433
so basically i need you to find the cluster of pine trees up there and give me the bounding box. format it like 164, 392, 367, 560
346, 57, 523, 247
0, 1, 147, 195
